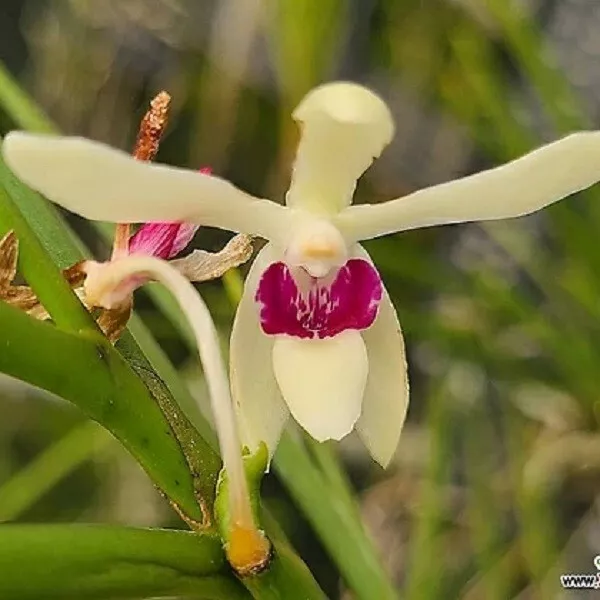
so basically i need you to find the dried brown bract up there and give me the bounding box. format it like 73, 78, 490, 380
96, 299, 133, 344
0, 230, 47, 316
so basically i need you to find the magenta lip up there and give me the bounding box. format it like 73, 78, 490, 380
255, 259, 383, 339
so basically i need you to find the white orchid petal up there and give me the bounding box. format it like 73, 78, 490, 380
287, 82, 394, 215
230, 243, 290, 455
335, 132, 600, 240
353, 248, 409, 466
272, 330, 368, 442
2, 132, 292, 241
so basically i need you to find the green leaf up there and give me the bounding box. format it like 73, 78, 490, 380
266, 0, 348, 103
0, 524, 249, 600
0, 62, 56, 134
0, 141, 222, 524
0, 298, 213, 523
0, 421, 112, 522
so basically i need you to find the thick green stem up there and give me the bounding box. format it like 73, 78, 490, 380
0, 524, 249, 600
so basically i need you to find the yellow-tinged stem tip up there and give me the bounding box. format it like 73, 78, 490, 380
227, 523, 271, 576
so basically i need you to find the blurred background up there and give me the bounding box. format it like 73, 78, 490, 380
1, 0, 600, 597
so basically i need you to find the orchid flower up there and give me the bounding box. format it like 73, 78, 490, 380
5, 82, 600, 467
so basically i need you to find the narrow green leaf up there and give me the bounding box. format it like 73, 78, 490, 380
274, 434, 398, 600
0, 298, 207, 522
0, 155, 95, 333
0, 421, 112, 522
0, 63, 56, 134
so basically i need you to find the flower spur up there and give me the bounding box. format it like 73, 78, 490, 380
5, 81, 600, 465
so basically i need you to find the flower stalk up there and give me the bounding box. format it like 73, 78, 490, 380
86, 254, 270, 574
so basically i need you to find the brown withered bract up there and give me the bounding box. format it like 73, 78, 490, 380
0, 230, 88, 321
96, 300, 133, 343
0, 230, 48, 315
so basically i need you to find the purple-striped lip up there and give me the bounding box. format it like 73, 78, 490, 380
255, 259, 383, 339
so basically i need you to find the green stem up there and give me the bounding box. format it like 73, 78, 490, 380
244, 511, 328, 600
0, 524, 249, 600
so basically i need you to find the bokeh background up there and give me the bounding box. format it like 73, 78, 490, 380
1, 0, 600, 597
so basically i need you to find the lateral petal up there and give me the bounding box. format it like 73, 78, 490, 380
336, 132, 600, 240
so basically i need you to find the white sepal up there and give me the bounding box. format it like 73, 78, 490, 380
2, 132, 293, 242
286, 82, 394, 215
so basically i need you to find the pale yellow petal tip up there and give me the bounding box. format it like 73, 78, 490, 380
293, 81, 395, 146
2, 131, 34, 171
3, 131, 52, 156
2, 131, 65, 193
227, 524, 271, 576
